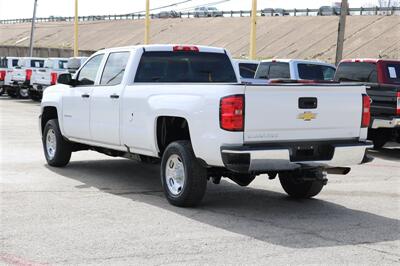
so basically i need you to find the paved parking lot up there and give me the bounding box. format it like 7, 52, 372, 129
1, 97, 399, 265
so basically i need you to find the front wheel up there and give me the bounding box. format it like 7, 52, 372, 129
161, 141, 207, 207
43, 119, 72, 167
279, 169, 326, 199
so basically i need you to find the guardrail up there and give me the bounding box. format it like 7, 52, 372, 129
1, 6, 399, 24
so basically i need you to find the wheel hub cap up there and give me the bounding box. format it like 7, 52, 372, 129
46, 129, 57, 159
165, 155, 185, 196
20, 88, 28, 97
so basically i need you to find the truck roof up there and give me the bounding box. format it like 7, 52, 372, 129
261, 59, 335, 67
95, 44, 227, 54
340, 58, 400, 64
232, 59, 260, 65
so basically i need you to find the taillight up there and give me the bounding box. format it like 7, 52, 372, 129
26, 69, 32, 81
396, 92, 400, 116
0, 70, 5, 81
173, 45, 199, 52
220, 95, 244, 131
362, 94, 371, 128
51, 72, 58, 85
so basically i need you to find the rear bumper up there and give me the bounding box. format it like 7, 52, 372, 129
11, 80, 30, 87
371, 117, 400, 129
221, 141, 372, 173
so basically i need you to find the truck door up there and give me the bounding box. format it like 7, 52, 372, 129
90, 52, 130, 145
62, 54, 104, 140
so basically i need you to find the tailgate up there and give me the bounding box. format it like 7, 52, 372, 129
12, 69, 26, 81
244, 85, 364, 143
32, 69, 51, 85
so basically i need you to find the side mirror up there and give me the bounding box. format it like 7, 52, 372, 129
57, 73, 75, 86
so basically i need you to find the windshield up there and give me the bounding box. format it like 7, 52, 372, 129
298, 63, 336, 81
135, 51, 237, 83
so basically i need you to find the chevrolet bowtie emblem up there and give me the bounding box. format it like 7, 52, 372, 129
298, 112, 317, 121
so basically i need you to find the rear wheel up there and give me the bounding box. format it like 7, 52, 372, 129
0, 87, 4, 96
18, 87, 29, 99
43, 119, 72, 167
279, 169, 326, 199
369, 129, 391, 149
372, 137, 387, 149
161, 141, 207, 207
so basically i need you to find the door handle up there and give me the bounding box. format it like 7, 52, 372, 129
81, 94, 90, 98
110, 94, 120, 99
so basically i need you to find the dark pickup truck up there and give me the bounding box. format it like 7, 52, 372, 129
334, 59, 400, 149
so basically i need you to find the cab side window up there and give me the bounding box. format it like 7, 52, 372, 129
100, 52, 130, 86
76, 54, 104, 86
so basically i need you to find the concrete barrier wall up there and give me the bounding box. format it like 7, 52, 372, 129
0, 16, 399, 62
0, 45, 94, 57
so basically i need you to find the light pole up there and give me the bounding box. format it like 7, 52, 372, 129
144, 0, 150, 44
249, 0, 257, 59
29, 0, 38, 57
335, 0, 349, 65
74, 0, 79, 57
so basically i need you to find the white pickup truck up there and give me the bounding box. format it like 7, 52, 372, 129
29, 58, 69, 101
255, 59, 336, 81
0, 56, 19, 95
40, 45, 372, 207
9, 57, 45, 98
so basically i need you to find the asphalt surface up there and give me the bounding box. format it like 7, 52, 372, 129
1, 97, 399, 265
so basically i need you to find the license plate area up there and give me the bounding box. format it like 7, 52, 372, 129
290, 144, 334, 162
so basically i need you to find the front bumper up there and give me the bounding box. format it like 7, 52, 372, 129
221, 140, 372, 173
371, 117, 400, 129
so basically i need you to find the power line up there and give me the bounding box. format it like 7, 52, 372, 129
125, 0, 194, 15
174, 0, 232, 12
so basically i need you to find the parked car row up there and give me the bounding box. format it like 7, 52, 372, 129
156, 5, 346, 19
232, 58, 400, 150
0, 56, 88, 100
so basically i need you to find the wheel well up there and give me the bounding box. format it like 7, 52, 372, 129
41, 106, 58, 133
156, 116, 190, 155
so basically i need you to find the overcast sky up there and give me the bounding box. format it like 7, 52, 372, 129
0, 0, 380, 20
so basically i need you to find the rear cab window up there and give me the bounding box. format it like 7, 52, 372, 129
334, 62, 378, 83
30, 60, 45, 68
238, 63, 258, 78
134, 51, 237, 83
297, 63, 336, 81
254, 62, 290, 79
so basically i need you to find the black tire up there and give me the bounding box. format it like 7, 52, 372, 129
369, 129, 390, 149
279, 170, 325, 199
0, 87, 4, 96
42, 119, 72, 167
372, 137, 387, 150
161, 140, 207, 207
18, 87, 29, 99
7, 89, 17, 98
